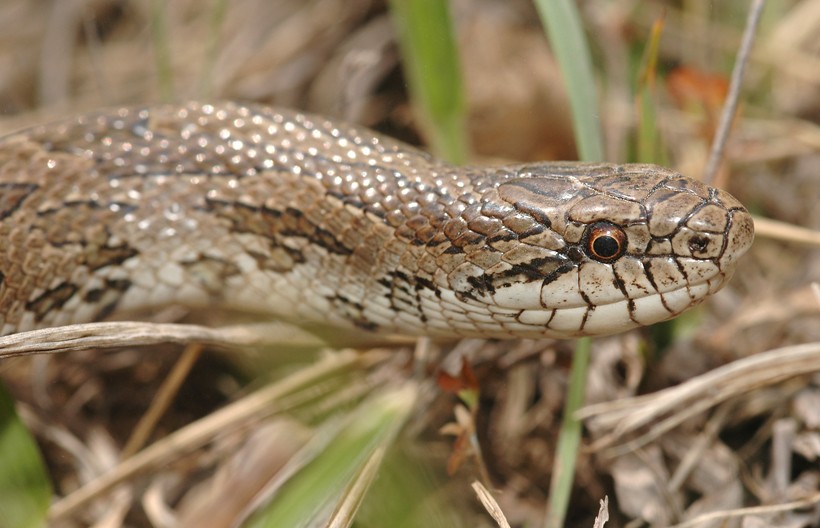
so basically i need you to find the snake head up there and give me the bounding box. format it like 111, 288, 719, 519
446, 163, 754, 338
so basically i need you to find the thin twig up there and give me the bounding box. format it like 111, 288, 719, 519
703, 0, 766, 185
752, 216, 820, 248
121, 343, 204, 458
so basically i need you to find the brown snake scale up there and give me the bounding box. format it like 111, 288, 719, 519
0, 101, 754, 339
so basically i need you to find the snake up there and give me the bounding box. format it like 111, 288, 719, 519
0, 101, 754, 340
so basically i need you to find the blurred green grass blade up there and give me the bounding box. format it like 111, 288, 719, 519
198, 0, 230, 98
544, 336, 590, 528
355, 442, 464, 528
325, 445, 387, 528
534, 3, 600, 527
388, 0, 468, 164
637, 88, 664, 164
534, 0, 604, 162
151, 0, 174, 101
327, 440, 463, 528
0, 381, 51, 528
636, 16, 668, 166
242, 384, 418, 528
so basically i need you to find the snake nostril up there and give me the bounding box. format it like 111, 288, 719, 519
688, 235, 710, 255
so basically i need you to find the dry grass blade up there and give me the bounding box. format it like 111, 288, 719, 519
579, 342, 820, 452
0, 321, 325, 358
472, 481, 511, 528
592, 496, 609, 528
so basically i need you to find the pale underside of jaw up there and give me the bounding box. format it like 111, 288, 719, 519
518, 276, 720, 336
428, 271, 727, 339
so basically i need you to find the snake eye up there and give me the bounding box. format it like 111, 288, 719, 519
583, 222, 627, 262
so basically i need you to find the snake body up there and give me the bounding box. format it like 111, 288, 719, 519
0, 102, 753, 339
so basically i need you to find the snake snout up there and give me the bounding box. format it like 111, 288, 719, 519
714, 201, 755, 280
650, 184, 755, 305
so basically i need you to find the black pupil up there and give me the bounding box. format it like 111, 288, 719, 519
592, 235, 619, 258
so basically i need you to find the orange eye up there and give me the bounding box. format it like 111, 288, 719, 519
584, 222, 627, 262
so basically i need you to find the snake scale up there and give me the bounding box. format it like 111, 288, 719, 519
0, 101, 754, 340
